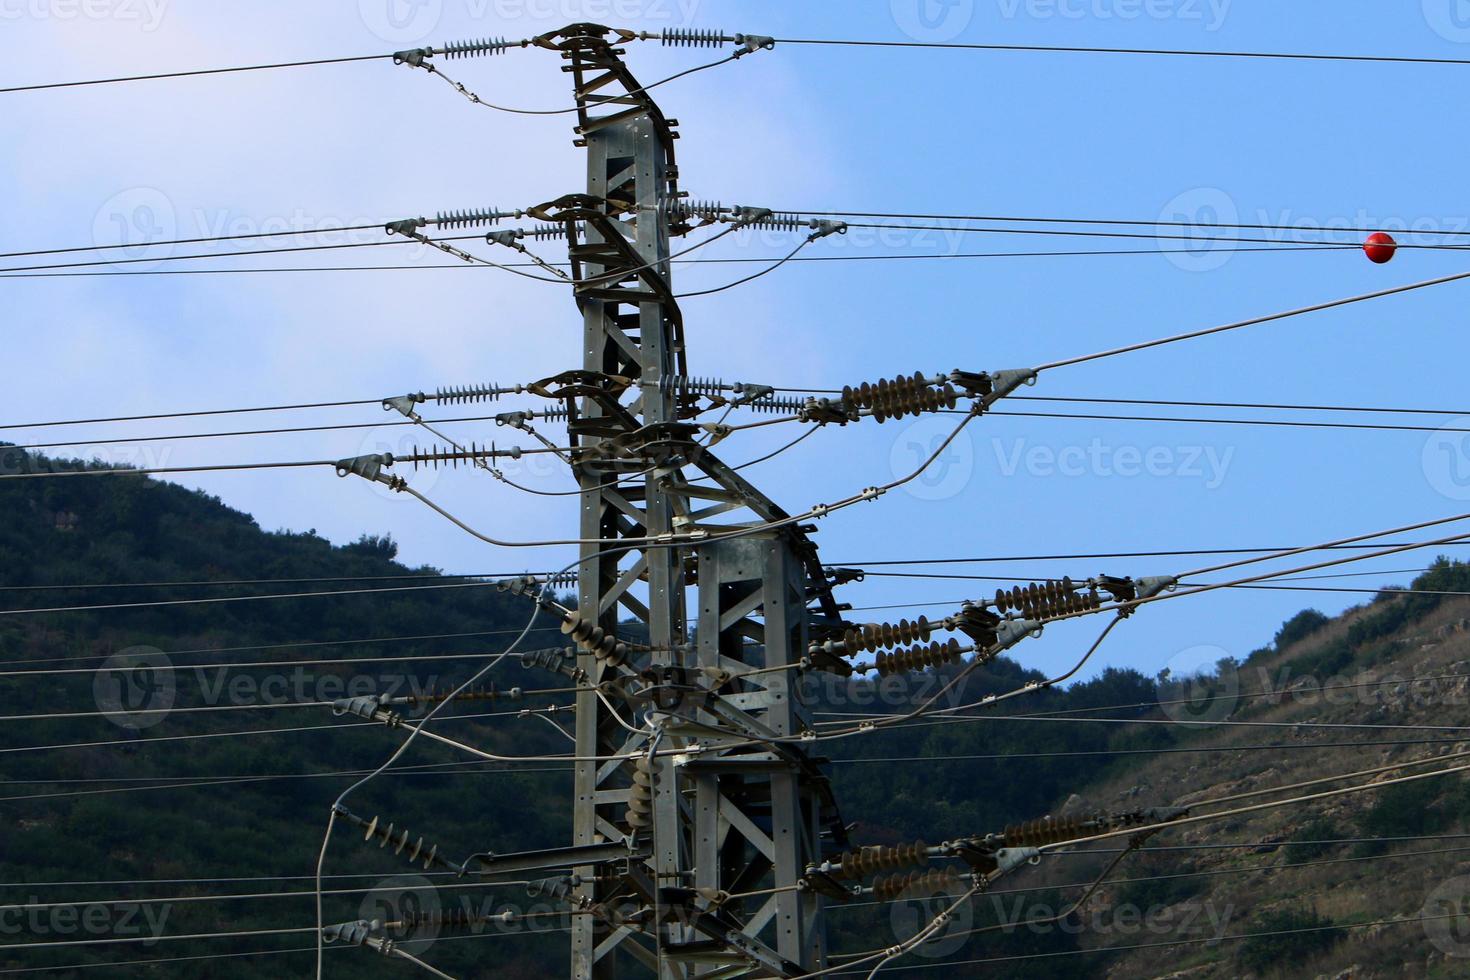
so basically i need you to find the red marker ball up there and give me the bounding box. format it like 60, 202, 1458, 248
1363, 232, 1397, 264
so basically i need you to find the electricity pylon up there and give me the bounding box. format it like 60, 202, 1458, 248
530, 24, 848, 978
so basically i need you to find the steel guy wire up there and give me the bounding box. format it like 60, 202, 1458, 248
1036, 265, 1470, 371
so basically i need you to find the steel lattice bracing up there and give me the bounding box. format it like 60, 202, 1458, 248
528, 23, 845, 979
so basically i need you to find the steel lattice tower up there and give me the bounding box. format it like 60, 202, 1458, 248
532, 24, 848, 979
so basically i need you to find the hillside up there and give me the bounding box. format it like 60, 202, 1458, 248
1, 451, 1466, 978
988, 571, 1470, 979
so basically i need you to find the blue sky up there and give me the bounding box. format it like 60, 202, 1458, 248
6, 0, 1470, 683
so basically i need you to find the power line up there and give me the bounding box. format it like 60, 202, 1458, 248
1, 202, 1463, 267
0, 625, 562, 668
0, 924, 558, 975
839, 913, 1433, 973
9, 399, 1469, 495
0, 243, 1347, 280
1036, 265, 1470, 371
982, 407, 1470, 435
0, 575, 515, 618
0, 456, 339, 481
0, 648, 572, 677
0, 224, 385, 261
830, 543, 1470, 566
841, 220, 1470, 250
0, 760, 571, 804
866, 711, 1470, 736
0, 547, 1453, 599
12, 734, 1466, 803
1, 218, 1447, 277
0, 52, 394, 95
16, 393, 1470, 460
1013, 393, 1470, 417
776, 35, 1470, 67
0, 703, 569, 757
2, 410, 507, 452
785, 206, 1470, 239
828, 736, 1470, 764
0, 397, 381, 432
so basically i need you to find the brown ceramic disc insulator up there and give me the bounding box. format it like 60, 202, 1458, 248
1002, 815, 1094, 848
832, 841, 929, 880
874, 639, 962, 677
871, 868, 961, 902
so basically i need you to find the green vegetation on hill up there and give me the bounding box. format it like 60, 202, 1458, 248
3, 452, 1465, 977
